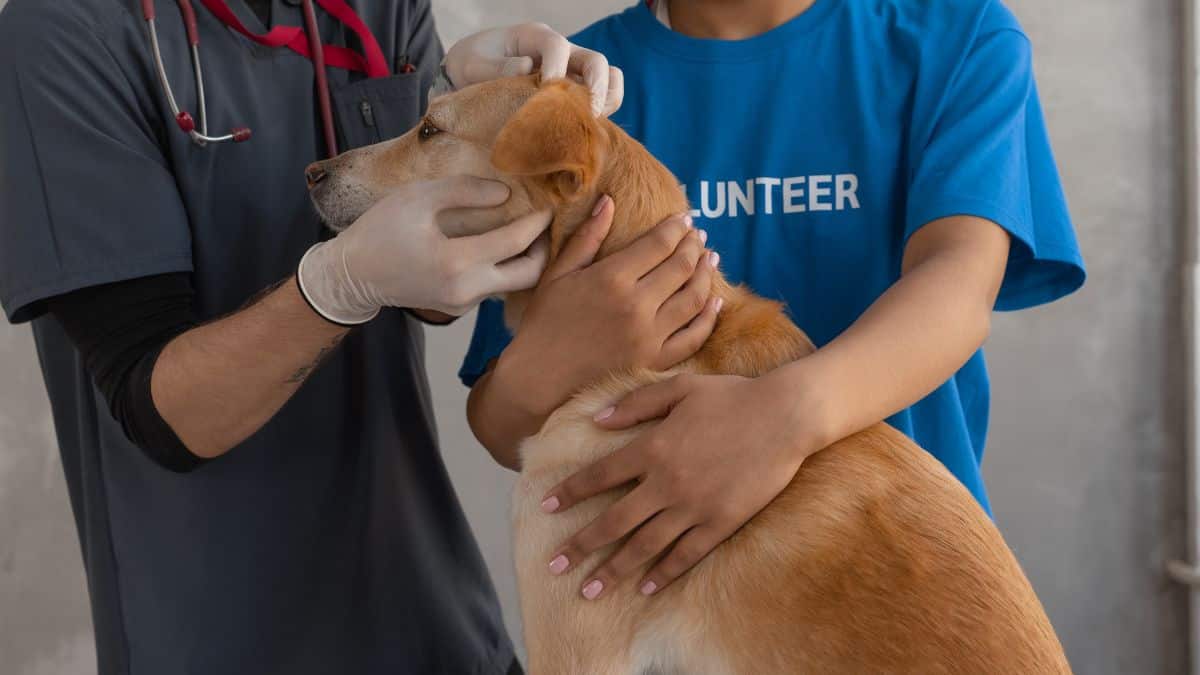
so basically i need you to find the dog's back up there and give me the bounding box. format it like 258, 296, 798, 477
515, 377, 1068, 674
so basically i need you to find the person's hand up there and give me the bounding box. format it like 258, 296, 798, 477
493, 195, 722, 419
443, 23, 624, 116
298, 176, 550, 322
540, 370, 830, 600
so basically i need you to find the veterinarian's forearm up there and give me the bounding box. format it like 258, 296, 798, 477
770, 217, 1009, 449
152, 278, 349, 459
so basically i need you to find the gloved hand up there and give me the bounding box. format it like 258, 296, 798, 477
443, 23, 624, 116
298, 177, 550, 324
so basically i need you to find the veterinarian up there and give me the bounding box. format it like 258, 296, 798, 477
463, 0, 1087, 601
0, 1, 712, 673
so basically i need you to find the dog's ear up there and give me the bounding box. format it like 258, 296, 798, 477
491, 79, 604, 200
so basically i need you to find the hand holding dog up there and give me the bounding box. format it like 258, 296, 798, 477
541, 369, 829, 599
299, 177, 553, 322
493, 196, 722, 424
444, 23, 624, 116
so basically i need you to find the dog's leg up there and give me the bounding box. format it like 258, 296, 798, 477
511, 371, 743, 675
511, 376, 668, 675
512, 451, 637, 673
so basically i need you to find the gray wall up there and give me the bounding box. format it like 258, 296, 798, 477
0, 1, 1186, 673
984, 1, 1189, 671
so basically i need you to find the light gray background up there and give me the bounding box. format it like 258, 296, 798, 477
0, 1, 1186, 673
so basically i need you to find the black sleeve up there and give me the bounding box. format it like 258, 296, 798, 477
47, 273, 208, 473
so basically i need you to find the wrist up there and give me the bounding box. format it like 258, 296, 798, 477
493, 341, 562, 421
297, 241, 381, 326
275, 277, 352, 340
758, 362, 842, 458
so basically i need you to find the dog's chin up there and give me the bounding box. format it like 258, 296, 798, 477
311, 204, 357, 232
308, 183, 376, 232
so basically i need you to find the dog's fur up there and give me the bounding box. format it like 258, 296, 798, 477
308, 76, 1071, 674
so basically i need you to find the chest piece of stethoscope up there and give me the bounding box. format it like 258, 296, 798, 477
141, 0, 252, 146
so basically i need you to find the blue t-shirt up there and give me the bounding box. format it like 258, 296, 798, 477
460, 0, 1085, 512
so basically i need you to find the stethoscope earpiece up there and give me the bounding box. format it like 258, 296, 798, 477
144, 0, 253, 147
175, 111, 195, 134
173, 111, 250, 143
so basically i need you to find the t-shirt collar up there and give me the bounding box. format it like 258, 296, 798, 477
628, 0, 840, 62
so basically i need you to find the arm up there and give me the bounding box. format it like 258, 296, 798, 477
151, 278, 347, 459
772, 215, 1010, 449
467, 364, 544, 470
45, 176, 547, 465
538, 216, 1010, 599
46, 272, 347, 466
466, 197, 720, 469
168, 177, 550, 459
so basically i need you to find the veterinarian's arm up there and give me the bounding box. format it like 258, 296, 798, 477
468, 198, 721, 469
538, 215, 1010, 599
151, 280, 349, 460
156, 178, 551, 460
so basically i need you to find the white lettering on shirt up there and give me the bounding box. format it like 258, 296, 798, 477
809, 175, 833, 212
682, 174, 860, 220
727, 179, 755, 217
837, 174, 861, 210
783, 177, 806, 214
700, 180, 725, 219
755, 177, 782, 215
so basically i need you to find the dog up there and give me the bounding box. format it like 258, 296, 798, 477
307, 75, 1072, 674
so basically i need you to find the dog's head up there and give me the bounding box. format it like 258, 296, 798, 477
308, 75, 815, 371
307, 76, 611, 254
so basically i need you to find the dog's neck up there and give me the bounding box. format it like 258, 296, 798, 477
508, 122, 815, 378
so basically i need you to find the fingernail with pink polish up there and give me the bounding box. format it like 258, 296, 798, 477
698, 229, 708, 244
592, 194, 611, 217
582, 579, 604, 600
708, 251, 719, 268
540, 496, 560, 513
683, 214, 694, 228
594, 406, 615, 422
549, 554, 569, 575
714, 297, 725, 313
640, 581, 658, 596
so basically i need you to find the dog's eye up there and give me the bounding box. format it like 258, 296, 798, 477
418, 120, 442, 141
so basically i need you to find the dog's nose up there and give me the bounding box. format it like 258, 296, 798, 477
305, 163, 328, 189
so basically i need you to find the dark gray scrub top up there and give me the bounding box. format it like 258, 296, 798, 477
0, 1, 514, 673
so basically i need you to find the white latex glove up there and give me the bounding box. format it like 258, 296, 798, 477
298, 177, 550, 323
443, 23, 625, 116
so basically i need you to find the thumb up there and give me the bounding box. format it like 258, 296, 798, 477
490, 234, 550, 294
593, 374, 693, 430
543, 194, 614, 282
462, 55, 536, 86
459, 209, 553, 265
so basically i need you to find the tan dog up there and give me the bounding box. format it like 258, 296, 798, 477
307, 76, 1071, 674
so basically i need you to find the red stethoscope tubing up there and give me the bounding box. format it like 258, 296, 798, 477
141, 0, 391, 158
299, 0, 338, 157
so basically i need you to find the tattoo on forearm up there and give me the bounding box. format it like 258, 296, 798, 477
285, 334, 345, 384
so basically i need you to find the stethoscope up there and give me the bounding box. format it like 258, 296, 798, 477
140, 0, 394, 158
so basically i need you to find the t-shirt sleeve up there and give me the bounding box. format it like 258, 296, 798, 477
905, 27, 1085, 311
458, 299, 514, 387
0, 4, 193, 324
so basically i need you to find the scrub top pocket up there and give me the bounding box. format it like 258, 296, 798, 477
332, 72, 423, 152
